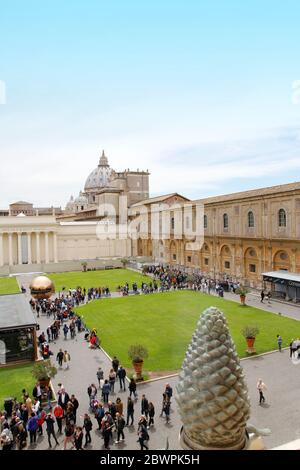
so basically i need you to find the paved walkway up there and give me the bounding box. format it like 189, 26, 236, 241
15, 273, 300, 450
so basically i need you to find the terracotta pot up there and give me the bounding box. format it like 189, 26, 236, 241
240, 294, 246, 305
246, 337, 255, 348
39, 378, 50, 388
132, 360, 144, 381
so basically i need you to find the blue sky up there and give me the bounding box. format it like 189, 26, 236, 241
0, 0, 300, 207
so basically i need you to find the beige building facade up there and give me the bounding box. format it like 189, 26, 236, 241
132, 182, 300, 288
0, 216, 131, 275
1, 150, 300, 289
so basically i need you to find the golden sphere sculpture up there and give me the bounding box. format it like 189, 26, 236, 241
29, 275, 55, 300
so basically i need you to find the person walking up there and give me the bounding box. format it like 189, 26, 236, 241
128, 378, 138, 399
96, 367, 104, 389
141, 394, 149, 419
63, 422, 75, 450
87, 383, 97, 407
148, 402, 155, 427
102, 421, 112, 450
126, 397, 134, 426
102, 380, 111, 405
74, 426, 83, 450
53, 404, 63, 434
277, 334, 283, 352
163, 399, 171, 423
70, 395, 79, 423
137, 416, 149, 450
117, 366, 126, 391
116, 397, 124, 416
58, 388, 70, 416
260, 290, 265, 303
63, 323, 69, 340
27, 412, 38, 444
83, 413, 93, 447
257, 379, 267, 405
63, 350, 71, 370
109, 369, 116, 394
95, 404, 105, 430
45, 413, 59, 448
112, 356, 120, 373
290, 339, 298, 358
56, 349, 64, 368
15, 422, 28, 450
115, 412, 126, 443
165, 383, 173, 404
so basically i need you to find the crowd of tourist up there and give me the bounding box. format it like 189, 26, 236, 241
0, 349, 173, 451
0, 265, 244, 451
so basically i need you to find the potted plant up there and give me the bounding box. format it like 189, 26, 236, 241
128, 344, 148, 381
81, 261, 88, 272
120, 258, 129, 268
32, 360, 57, 387
241, 325, 259, 354
235, 286, 249, 305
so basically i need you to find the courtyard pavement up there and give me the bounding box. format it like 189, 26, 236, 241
15, 273, 300, 450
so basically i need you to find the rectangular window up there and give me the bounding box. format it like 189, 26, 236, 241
173, 254, 176, 260
187, 256, 192, 262
225, 261, 230, 269
249, 264, 256, 273
204, 258, 209, 265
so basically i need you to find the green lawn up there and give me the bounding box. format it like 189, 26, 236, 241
76, 290, 300, 372
0, 276, 20, 295
0, 363, 35, 408
49, 268, 151, 292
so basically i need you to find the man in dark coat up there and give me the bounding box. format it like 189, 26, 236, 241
58, 388, 70, 413
45, 413, 59, 448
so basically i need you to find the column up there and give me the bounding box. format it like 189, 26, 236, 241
27, 232, 32, 265
45, 232, 49, 264
36, 232, 41, 264
17, 232, 22, 265
0, 233, 3, 267
53, 232, 58, 263
8, 233, 13, 266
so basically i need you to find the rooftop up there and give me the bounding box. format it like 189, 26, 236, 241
262, 271, 300, 283
0, 294, 37, 330
131, 193, 190, 207
197, 181, 300, 205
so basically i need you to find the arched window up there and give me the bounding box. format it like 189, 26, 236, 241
171, 217, 175, 230
278, 209, 287, 227
223, 213, 229, 229
248, 211, 254, 228
204, 214, 208, 229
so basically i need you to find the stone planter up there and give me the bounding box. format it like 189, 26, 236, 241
132, 360, 144, 381
246, 337, 256, 354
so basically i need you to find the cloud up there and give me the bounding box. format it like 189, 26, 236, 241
1, 125, 300, 208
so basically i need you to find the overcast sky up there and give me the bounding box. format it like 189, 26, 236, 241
1, 0, 300, 208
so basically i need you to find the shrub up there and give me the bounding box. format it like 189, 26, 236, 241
241, 325, 260, 339
235, 286, 250, 296
128, 344, 149, 362
32, 360, 57, 381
